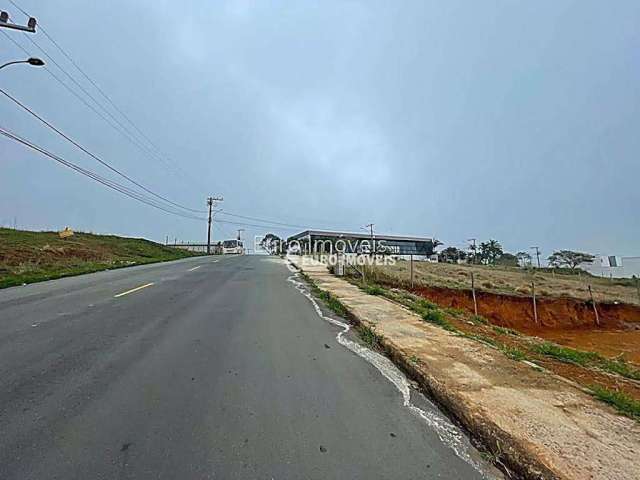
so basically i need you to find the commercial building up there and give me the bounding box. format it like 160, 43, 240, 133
287, 230, 437, 257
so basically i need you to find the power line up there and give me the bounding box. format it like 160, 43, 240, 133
1, 121, 392, 234
5, 0, 28, 16
5, 0, 207, 188
0, 29, 148, 154
0, 126, 204, 220
0, 125, 206, 221
0, 126, 323, 231
0, 25, 182, 183
0, 87, 205, 214
0, 126, 205, 220
213, 218, 306, 231
217, 211, 312, 229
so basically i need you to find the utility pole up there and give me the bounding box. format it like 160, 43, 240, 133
206, 196, 223, 254
237, 229, 245, 254
531, 246, 541, 268
364, 223, 375, 253
468, 238, 477, 264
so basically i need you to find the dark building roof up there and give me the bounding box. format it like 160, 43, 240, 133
287, 230, 433, 243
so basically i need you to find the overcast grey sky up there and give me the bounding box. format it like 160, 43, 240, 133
1, 0, 638, 256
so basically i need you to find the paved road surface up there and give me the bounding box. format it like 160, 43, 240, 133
0, 255, 493, 479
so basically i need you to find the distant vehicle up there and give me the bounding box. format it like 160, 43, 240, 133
222, 239, 244, 254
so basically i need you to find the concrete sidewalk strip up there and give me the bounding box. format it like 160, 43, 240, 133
288, 256, 640, 480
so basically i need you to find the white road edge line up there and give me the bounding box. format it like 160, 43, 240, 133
188, 265, 202, 272
114, 282, 155, 298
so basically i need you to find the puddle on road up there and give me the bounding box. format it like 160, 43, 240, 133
285, 263, 503, 480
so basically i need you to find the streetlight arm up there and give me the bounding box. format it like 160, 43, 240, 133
0, 57, 44, 71
0, 60, 27, 70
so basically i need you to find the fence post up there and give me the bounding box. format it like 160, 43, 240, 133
531, 280, 538, 325
636, 276, 640, 305
588, 285, 600, 327
471, 272, 478, 316
410, 254, 414, 289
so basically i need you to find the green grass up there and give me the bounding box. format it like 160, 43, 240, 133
534, 342, 600, 365
599, 358, 640, 381
463, 333, 498, 347
590, 386, 640, 421
409, 354, 422, 364
317, 290, 349, 317
415, 298, 439, 311
381, 289, 459, 333
305, 277, 386, 350
492, 326, 519, 336
362, 284, 385, 296
421, 309, 457, 332
0, 227, 198, 288
359, 325, 383, 348
534, 342, 640, 381
501, 346, 527, 361
470, 315, 489, 325
462, 333, 527, 361
443, 307, 466, 317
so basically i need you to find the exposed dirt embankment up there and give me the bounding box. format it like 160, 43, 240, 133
406, 284, 640, 331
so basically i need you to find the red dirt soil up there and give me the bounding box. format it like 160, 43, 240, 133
407, 284, 640, 363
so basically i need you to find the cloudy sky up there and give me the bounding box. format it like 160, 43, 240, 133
1, 0, 639, 257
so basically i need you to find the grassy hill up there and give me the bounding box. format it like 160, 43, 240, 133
0, 228, 198, 289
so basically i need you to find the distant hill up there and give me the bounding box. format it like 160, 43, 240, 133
0, 228, 197, 288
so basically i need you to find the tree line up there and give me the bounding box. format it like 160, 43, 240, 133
438, 241, 595, 270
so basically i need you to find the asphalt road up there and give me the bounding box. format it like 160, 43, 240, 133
0, 255, 494, 479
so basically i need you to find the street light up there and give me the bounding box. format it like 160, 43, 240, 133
0, 57, 45, 71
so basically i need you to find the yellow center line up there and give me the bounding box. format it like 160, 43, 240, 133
188, 265, 201, 272
114, 282, 154, 298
